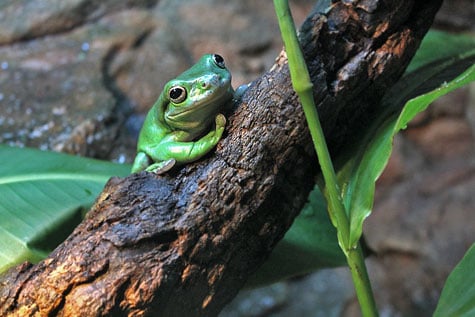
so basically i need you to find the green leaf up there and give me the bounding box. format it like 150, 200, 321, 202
0, 145, 131, 273
335, 32, 475, 247
405, 30, 475, 74
341, 63, 475, 248
434, 243, 475, 317
247, 187, 346, 287
249, 30, 475, 286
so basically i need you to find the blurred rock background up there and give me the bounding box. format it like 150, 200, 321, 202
0, 0, 473, 316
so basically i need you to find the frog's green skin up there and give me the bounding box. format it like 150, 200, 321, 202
131, 54, 235, 174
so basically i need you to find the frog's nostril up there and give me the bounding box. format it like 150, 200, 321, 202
199, 76, 220, 90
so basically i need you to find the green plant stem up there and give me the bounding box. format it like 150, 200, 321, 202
273, 1, 378, 316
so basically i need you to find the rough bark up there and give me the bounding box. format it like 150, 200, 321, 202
0, 1, 442, 316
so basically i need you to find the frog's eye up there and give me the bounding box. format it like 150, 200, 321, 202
168, 86, 187, 103
213, 54, 225, 69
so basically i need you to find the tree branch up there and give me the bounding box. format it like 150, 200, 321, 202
0, 1, 442, 316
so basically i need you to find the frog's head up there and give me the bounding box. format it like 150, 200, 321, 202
163, 54, 234, 133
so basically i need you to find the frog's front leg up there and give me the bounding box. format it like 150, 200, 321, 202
146, 114, 226, 170
169, 114, 226, 164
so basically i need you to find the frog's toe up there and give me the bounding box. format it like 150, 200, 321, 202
215, 113, 226, 128
145, 159, 176, 174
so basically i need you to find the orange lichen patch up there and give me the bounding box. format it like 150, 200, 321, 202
189, 234, 210, 258
17, 304, 37, 316
124, 280, 142, 308
49, 260, 80, 280
43, 258, 53, 266
124, 270, 162, 309
207, 264, 225, 286
202, 293, 214, 309
270, 49, 288, 73
181, 264, 196, 283
384, 29, 411, 57
369, 29, 413, 77
211, 234, 225, 247
374, 21, 390, 38
96, 191, 112, 205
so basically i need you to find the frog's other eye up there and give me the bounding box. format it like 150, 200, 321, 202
213, 54, 225, 69
168, 86, 187, 103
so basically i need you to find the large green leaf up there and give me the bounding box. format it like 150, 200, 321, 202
0, 145, 130, 273
331, 34, 475, 248
433, 242, 475, 317
247, 187, 346, 287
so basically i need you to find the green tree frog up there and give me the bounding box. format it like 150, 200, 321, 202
131, 54, 237, 174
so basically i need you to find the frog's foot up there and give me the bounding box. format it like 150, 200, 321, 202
145, 159, 176, 174
233, 83, 249, 104
210, 114, 226, 143
215, 113, 226, 131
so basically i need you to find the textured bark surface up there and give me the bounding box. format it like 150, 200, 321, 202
0, 1, 442, 316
